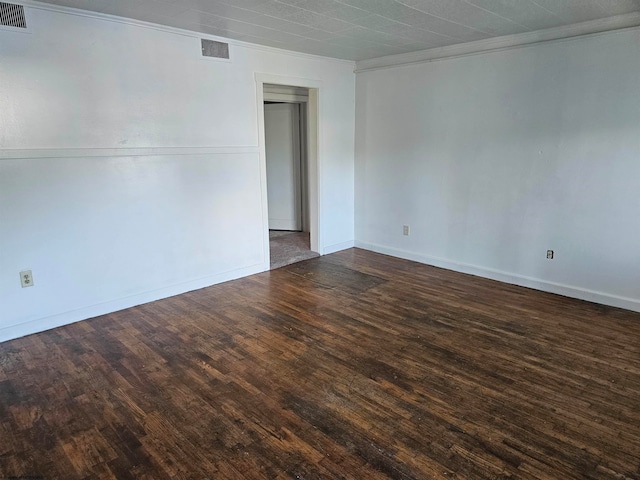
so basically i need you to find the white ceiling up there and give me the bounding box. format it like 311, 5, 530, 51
31, 0, 640, 60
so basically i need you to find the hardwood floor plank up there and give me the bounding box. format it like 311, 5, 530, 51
1, 248, 639, 479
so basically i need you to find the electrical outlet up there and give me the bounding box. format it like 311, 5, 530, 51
403, 225, 410, 236
546, 250, 554, 260
20, 270, 34, 288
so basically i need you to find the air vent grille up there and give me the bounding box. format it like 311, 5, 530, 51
0, 2, 26, 29
201, 39, 229, 59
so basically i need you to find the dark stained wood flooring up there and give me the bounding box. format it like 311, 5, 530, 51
1, 248, 640, 479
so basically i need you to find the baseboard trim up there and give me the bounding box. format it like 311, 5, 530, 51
323, 240, 355, 255
355, 241, 640, 313
0, 262, 268, 344
268, 221, 300, 231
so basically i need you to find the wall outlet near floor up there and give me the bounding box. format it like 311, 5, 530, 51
546, 250, 554, 260
20, 270, 34, 288
403, 225, 410, 236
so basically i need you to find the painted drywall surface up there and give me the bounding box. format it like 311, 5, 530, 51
355, 28, 640, 311
1, 153, 263, 315
0, 6, 355, 340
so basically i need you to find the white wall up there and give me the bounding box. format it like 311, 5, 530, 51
355, 28, 640, 312
0, 5, 355, 341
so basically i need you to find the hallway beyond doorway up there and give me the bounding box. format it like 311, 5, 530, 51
269, 230, 319, 269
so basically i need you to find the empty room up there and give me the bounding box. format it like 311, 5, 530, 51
1, 0, 639, 478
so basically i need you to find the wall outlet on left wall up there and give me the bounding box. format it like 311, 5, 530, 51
20, 270, 34, 288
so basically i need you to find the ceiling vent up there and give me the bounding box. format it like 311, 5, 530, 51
201, 39, 229, 59
0, 2, 26, 29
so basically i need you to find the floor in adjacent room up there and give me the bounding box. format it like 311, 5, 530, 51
0, 248, 639, 479
269, 230, 319, 270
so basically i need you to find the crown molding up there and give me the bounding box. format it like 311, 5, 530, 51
355, 12, 640, 73
14, 1, 640, 72
17, 0, 355, 66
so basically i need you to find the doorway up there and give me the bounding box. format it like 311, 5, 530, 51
263, 85, 318, 269
256, 75, 321, 271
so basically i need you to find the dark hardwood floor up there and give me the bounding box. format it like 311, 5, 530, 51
1, 248, 639, 479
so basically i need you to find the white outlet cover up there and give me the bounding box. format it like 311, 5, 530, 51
20, 270, 34, 288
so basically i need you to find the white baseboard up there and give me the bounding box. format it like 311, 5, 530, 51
0, 262, 268, 343
268, 220, 299, 231
355, 241, 640, 313
323, 240, 355, 255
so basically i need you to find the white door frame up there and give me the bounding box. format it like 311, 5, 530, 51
255, 73, 322, 268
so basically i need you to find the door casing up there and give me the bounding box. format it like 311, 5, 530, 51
256, 73, 321, 269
